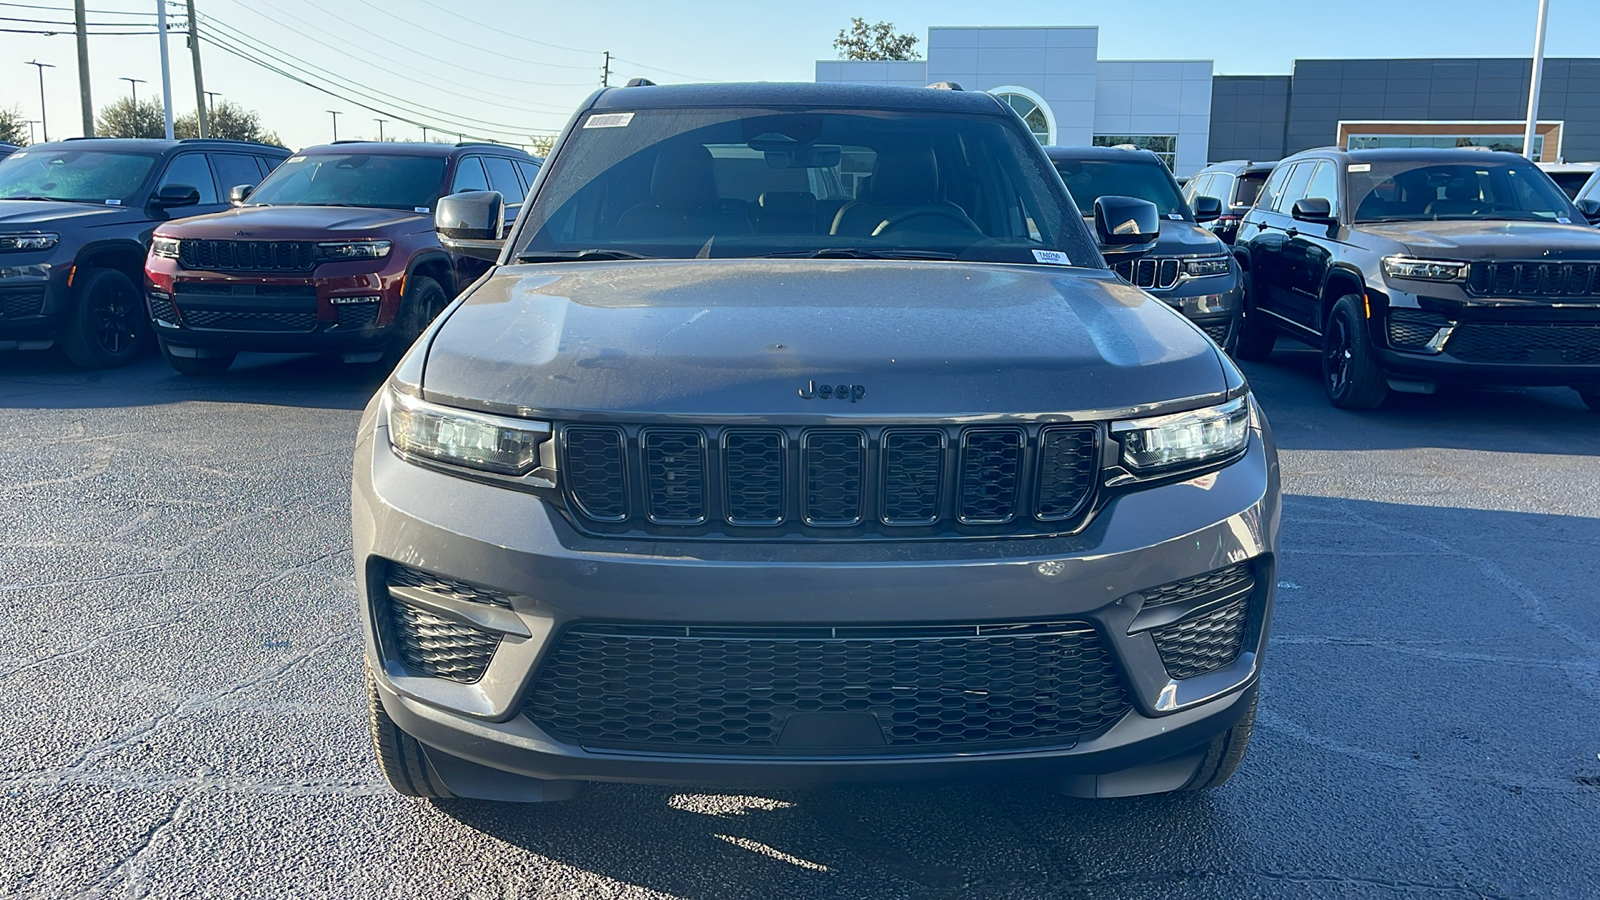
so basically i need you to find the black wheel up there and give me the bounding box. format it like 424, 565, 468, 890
1232, 266, 1276, 361
1576, 387, 1600, 412
1322, 294, 1389, 409
61, 267, 147, 368
390, 275, 448, 357
1183, 692, 1257, 791
158, 338, 236, 375
367, 662, 454, 799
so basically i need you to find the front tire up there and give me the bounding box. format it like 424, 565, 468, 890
1232, 267, 1276, 361
367, 662, 455, 799
1183, 693, 1258, 791
1322, 294, 1389, 409
61, 267, 147, 368
388, 275, 448, 359
159, 338, 236, 375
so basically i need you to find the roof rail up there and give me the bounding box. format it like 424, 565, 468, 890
624, 77, 656, 87
454, 141, 506, 149
178, 137, 282, 148
926, 81, 963, 91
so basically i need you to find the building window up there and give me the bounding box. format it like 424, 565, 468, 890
1093, 135, 1178, 170
1346, 133, 1544, 158
991, 87, 1055, 145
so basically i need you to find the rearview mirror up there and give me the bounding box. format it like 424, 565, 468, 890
1291, 197, 1337, 225
1575, 197, 1600, 224
1191, 195, 1223, 223
152, 183, 200, 209
1093, 195, 1160, 265
435, 190, 505, 262
228, 183, 255, 206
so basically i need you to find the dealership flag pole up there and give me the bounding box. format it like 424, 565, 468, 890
156, 0, 175, 139
1522, 0, 1550, 161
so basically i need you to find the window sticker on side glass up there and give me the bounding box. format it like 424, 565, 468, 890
1348, 163, 1371, 172
1032, 249, 1070, 265
584, 113, 635, 129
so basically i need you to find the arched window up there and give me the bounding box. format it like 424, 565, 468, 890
993, 88, 1055, 145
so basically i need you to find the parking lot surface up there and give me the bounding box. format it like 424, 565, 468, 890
1, 347, 1597, 899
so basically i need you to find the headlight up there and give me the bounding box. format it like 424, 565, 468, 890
1381, 256, 1466, 282
318, 240, 391, 261
385, 387, 549, 476
150, 236, 181, 259
0, 233, 59, 252
1113, 396, 1250, 472
1182, 255, 1231, 278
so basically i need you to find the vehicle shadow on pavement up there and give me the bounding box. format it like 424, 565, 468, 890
0, 350, 387, 411
1241, 348, 1600, 456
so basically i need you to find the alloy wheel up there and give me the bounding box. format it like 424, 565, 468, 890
92, 279, 141, 355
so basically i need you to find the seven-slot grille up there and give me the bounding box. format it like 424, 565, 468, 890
560, 423, 1100, 538
1114, 257, 1182, 290
1466, 261, 1600, 298
178, 239, 316, 273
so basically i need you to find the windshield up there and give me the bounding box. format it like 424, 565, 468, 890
0, 148, 159, 205
513, 107, 1099, 266
246, 153, 446, 210
1350, 159, 1577, 223
1053, 158, 1190, 220
1235, 172, 1267, 208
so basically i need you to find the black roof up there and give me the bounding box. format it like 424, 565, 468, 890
1043, 145, 1166, 164
1286, 146, 1532, 164
28, 137, 289, 154
587, 81, 1008, 115
302, 140, 534, 158
1201, 159, 1277, 174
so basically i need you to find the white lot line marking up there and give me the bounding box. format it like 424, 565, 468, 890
82, 793, 191, 898
0, 770, 384, 796
713, 835, 831, 873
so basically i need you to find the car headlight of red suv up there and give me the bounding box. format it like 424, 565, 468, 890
318, 240, 392, 261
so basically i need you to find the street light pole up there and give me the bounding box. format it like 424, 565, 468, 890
326, 110, 341, 141
1522, 0, 1551, 161
155, 0, 175, 139
27, 121, 40, 144
421, 124, 429, 143
120, 77, 147, 106
25, 61, 54, 143
374, 118, 387, 141
204, 91, 220, 115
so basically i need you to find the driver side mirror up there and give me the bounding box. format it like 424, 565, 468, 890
228, 183, 255, 207
1092, 195, 1161, 265
1291, 197, 1337, 226
1575, 197, 1600, 224
1191, 195, 1222, 223
435, 190, 505, 262
152, 183, 200, 209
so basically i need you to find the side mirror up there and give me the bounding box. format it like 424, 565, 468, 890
229, 183, 255, 206
1191, 195, 1223, 223
152, 183, 200, 209
1575, 197, 1600, 224
1093, 195, 1161, 265
435, 190, 505, 262
1291, 197, 1337, 225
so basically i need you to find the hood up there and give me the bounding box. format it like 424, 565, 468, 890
1154, 219, 1228, 257
420, 260, 1227, 419
0, 199, 142, 229
1359, 219, 1600, 260
159, 205, 428, 239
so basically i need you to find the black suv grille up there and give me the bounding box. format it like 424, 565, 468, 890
525, 622, 1131, 754
1138, 563, 1254, 609
559, 423, 1100, 539
1466, 261, 1600, 299
1153, 597, 1249, 679
181, 309, 318, 332
1445, 324, 1600, 364
385, 601, 499, 683
179, 239, 316, 273
0, 286, 47, 318
1114, 257, 1182, 290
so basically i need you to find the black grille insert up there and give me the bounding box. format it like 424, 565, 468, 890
803, 431, 865, 526
1445, 324, 1600, 364
1467, 261, 1600, 299
1035, 426, 1098, 521
525, 622, 1132, 754
959, 428, 1023, 524
1153, 597, 1249, 679
723, 430, 785, 525
387, 563, 512, 609
0, 287, 46, 318
179, 239, 316, 273
881, 430, 944, 525
563, 426, 627, 521
1138, 563, 1255, 609
386, 601, 499, 683
643, 429, 707, 525
181, 309, 318, 332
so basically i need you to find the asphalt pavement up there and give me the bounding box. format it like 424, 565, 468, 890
1, 345, 1597, 899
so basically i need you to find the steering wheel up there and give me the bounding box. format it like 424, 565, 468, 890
873, 208, 981, 236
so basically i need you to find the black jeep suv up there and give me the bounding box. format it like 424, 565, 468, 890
0, 137, 290, 367
1233, 147, 1600, 409
1184, 160, 1276, 245
1047, 146, 1242, 350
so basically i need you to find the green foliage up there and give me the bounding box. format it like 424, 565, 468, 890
527, 134, 555, 158
0, 106, 28, 145
96, 97, 167, 139
833, 18, 920, 61
175, 100, 283, 147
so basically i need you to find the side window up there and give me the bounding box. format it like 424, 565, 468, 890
450, 156, 489, 193
1304, 162, 1340, 217
1256, 164, 1292, 211
482, 156, 525, 205
211, 153, 263, 194
157, 153, 219, 204
1209, 174, 1235, 203
1273, 162, 1315, 212
259, 154, 286, 175
516, 160, 541, 192
1182, 173, 1208, 204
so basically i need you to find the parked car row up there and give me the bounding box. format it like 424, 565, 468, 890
0, 136, 540, 371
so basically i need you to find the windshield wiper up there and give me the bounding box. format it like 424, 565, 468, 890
764, 248, 959, 261
516, 249, 654, 262
1, 195, 92, 203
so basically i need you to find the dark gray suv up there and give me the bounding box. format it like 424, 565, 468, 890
354, 82, 1280, 802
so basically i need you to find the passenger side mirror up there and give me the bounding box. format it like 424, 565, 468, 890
1575, 197, 1600, 224
435, 190, 505, 262
152, 183, 200, 209
1092, 195, 1161, 265
229, 183, 255, 207
1291, 197, 1337, 225
1191, 195, 1222, 223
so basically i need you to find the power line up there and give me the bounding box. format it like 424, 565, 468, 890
609, 56, 708, 82
0, 24, 157, 34
0, 1, 155, 14
400, 0, 600, 56
345, 0, 596, 71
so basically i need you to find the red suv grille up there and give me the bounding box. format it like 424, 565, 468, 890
179, 239, 316, 273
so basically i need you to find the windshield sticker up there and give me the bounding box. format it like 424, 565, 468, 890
414, 206, 430, 213
1032, 249, 1071, 265
104, 199, 121, 205
1348, 163, 1372, 173
1558, 216, 1571, 224
287, 155, 306, 163
584, 113, 635, 129
1167, 213, 1184, 220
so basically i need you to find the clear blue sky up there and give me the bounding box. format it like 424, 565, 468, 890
2, 0, 1596, 151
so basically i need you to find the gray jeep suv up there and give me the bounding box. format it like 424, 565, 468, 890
353, 82, 1281, 802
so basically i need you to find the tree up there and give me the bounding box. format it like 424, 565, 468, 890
96, 96, 166, 139
0, 106, 28, 145
175, 101, 283, 147
833, 18, 920, 61
527, 134, 555, 158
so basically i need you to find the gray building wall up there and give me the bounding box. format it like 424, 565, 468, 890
1208, 76, 1290, 162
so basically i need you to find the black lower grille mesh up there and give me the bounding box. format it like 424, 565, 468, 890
0, 287, 46, 318
387, 564, 512, 608
526, 623, 1131, 754
1139, 563, 1255, 608
1446, 324, 1600, 364
1153, 597, 1249, 679
335, 303, 380, 329
147, 295, 179, 324
1203, 322, 1231, 345
387, 601, 499, 683
182, 309, 318, 332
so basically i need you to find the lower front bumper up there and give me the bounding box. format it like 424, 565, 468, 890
150, 316, 393, 354
0, 263, 68, 345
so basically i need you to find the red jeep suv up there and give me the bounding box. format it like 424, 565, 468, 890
144, 141, 540, 374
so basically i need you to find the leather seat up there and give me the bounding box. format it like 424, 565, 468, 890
829, 148, 979, 237
1424, 180, 1482, 218
756, 191, 817, 234
615, 145, 752, 239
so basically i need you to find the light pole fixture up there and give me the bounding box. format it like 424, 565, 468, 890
326, 109, 342, 141
120, 77, 148, 106
25, 61, 55, 143
374, 118, 387, 141
204, 91, 220, 115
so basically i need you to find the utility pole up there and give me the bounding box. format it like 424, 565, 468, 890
74, 0, 93, 136
155, 0, 174, 139
120, 77, 146, 106
326, 110, 341, 140
186, 0, 207, 137
374, 118, 387, 141
25, 61, 54, 143
1522, 0, 1551, 161
601, 51, 610, 87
